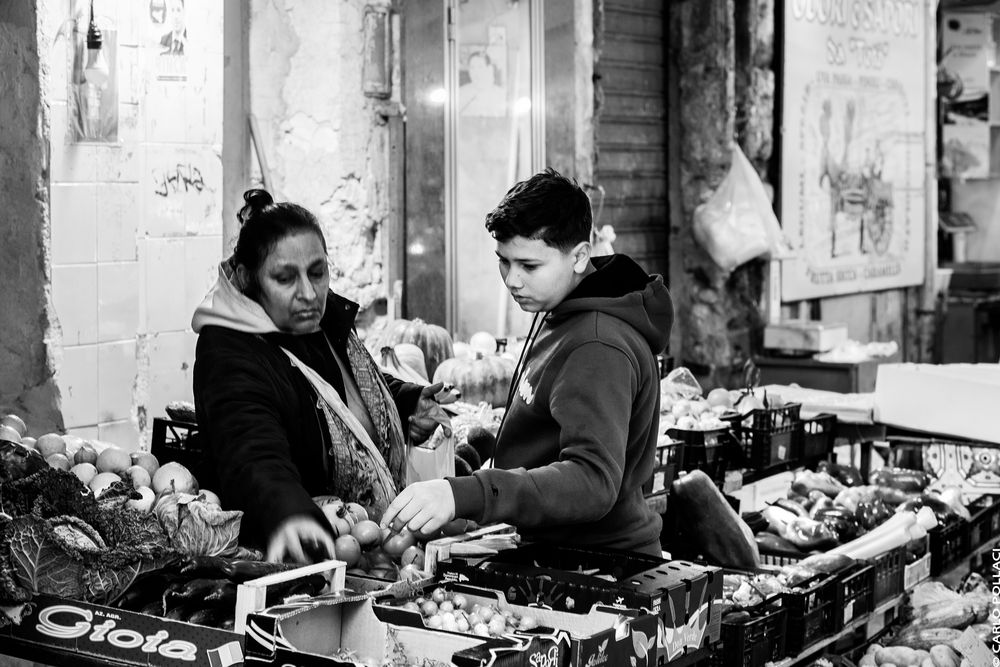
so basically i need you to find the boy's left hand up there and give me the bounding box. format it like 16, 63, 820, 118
381, 479, 456, 535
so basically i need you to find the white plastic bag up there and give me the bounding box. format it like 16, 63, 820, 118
693, 144, 789, 272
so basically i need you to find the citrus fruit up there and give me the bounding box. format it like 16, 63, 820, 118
96, 447, 132, 474
46, 453, 72, 471
36, 433, 66, 458
0, 414, 27, 437
125, 465, 152, 489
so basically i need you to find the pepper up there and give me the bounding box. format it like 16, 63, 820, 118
808, 496, 835, 520
812, 507, 862, 542
897, 494, 957, 522
818, 461, 864, 487
873, 485, 915, 507
869, 467, 931, 493
855, 498, 893, 531
780, 516, 839, 551
791, 470, 846, 499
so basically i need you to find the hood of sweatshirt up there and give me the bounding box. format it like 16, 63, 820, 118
191, 261, 281, 334
548, 254, 673, 354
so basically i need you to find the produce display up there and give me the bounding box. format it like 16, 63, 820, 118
753, 463, 964, 561
860, 576, 993, 666
380, 586, 541, 637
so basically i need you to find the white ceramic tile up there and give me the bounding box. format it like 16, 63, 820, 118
98, 262, 140, 342
97, 183, 139, 261
98, 340, 137, 422
70, 425, 100, 442
184, 235, 223, 317
142, 145, 186, 237
52, 264, 98, 346
59, 344, 99, 429
98, 420, 139, 451
117, 101, 141, 144
50, 184, 98, 264
145, 83, 187, 143
49, 104, 100, 182
145, 237, 187, 332
184, 149, 223, 236
96, 142, 140, 182
147, 331, 195, 417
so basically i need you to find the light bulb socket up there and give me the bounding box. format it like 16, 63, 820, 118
86, 7, 103, 50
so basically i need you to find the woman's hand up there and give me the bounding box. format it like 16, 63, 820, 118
408, 382, 454, 445
380, 479, 456, 535
266, 516, 336, 564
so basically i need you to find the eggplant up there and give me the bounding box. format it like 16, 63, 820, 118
165, 601, 204, 621
754, 531, 804, 557
185, 606, 228, 627
264, 573, 327, 605
773, 498, 808, 517
873, 485, 914, 507
869, 467, 931, 493
204, 581, 238, 605
114, 573, 178, 610
808, 496, 835, 519
174, 578, 227, 600
178, 555, 296, 582
897, 494, 957, 521
139, 600, 164, 617
817, 461, 863, 487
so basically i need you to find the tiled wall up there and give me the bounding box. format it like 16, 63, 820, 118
45, 0, 224, 450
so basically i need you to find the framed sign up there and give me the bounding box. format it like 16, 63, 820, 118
780, 0, 928, 301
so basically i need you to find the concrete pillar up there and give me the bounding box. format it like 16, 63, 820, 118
0, 1, 63, 434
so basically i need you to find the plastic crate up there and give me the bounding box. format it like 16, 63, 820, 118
782, 573, 837, 655
871, 546, 905, 605
967, 498, 1000, 551
669, 426, 736, 484
150, 417, 202, 470
801, 413, 837, 461
929, 518, 970, 576
644, 439, 683, 496
832, 561, 875, 630
731, 404, 803, 473
710, 603, 787, 667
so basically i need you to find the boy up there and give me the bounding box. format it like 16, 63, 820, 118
381, 169, 673, 555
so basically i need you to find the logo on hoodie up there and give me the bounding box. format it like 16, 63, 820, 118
518, 367, 536, 405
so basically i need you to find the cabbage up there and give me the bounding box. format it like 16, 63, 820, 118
154, 493, 243, 557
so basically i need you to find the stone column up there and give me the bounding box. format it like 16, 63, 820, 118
0, 1, 63, 434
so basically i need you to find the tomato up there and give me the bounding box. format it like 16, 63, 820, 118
333, 535, 361, 568
383, 531, 417, 558
345, 502, 369, 523
329, 516, 353, 538
400, 545, 425, 569
706, 388, 734, 410
368, 549, 395, 569
351, 520, 382, 548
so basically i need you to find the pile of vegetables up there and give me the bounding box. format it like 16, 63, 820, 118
754, 463, 963, 561
859, 575, 993, 667
720, 552, 856, 619
112, 555, 321, 629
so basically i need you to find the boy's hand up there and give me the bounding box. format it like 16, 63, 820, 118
381, 479, 456, 535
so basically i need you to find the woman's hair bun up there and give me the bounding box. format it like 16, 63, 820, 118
238, 188, 274, 225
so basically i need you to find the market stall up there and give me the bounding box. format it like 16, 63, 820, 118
0, 335, 997, 667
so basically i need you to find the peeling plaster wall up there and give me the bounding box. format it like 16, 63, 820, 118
249, 0, 389, 309
0, 1, 64, 435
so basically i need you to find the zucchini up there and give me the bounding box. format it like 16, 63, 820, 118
671, 470, 760, 568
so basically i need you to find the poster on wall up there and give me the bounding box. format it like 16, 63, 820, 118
780, 0, 927, 301
149, 0, 187, 82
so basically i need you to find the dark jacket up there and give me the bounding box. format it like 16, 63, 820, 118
448, 255, 673, 555
191, 265, 422, 548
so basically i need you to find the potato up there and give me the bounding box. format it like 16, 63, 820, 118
929, 645, 959, 667
877, 646, 919, 666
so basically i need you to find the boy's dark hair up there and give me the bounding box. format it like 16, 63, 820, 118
485, 168, 592, 250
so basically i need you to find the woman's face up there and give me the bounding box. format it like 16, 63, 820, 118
254, 231, 330, 334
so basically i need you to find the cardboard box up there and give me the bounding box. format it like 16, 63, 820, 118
373, 582, 661, 667
875, 364, 1000, 444
243, 594, 547, 667
435, 544, 722, 664
1, 593, 245, 667
0, 561, 348, 667
424, 523, 520, 575
763, 321, 848, 353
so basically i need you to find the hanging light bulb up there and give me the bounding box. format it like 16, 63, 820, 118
83, 0, 108, 88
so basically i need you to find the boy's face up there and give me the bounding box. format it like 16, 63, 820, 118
496, 235, 590, 313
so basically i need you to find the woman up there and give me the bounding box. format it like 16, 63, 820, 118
192, 189, 449, 563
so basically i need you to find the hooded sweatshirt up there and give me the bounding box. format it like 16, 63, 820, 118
190, 263, 423, 548
448, 254, 673, 555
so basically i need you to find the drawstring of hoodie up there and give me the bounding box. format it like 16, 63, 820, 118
490, 311, 545, 467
